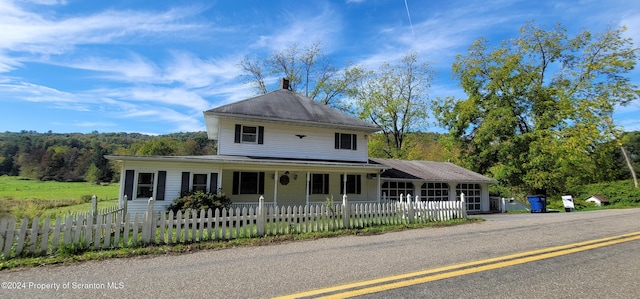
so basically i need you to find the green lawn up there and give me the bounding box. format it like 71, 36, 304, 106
0, 175, 120, 220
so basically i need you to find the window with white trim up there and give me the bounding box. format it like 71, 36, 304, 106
136, 172, 154, 198
456, 183, 481, 211
420, 182, 449, 201
382, 181, 414, 201
241, 126, 257, 143
192, 173, 208, 192
234, 124, 264, 144
334, 133, 357, 150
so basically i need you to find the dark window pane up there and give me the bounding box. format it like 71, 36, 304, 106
240, 172, 259, 194
340, 134, 352, 149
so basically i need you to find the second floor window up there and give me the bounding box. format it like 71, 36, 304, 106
334, 133, 357, 150
235, 124, 264, 144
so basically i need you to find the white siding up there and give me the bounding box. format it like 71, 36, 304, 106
217, 119, 370, 162
121, 160, 222, 214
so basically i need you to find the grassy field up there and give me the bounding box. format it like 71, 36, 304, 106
0, 175, 119, 220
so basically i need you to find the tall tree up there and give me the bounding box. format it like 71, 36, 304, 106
434, 22, 639, 195
239, 42, 365, 109
352, 52, 433, 158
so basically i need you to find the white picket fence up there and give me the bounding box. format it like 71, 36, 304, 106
0, 194, 466, 259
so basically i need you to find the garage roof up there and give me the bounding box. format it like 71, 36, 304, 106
371, 158, 497, 183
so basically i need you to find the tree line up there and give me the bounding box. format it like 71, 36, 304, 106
0, 131, 216, 183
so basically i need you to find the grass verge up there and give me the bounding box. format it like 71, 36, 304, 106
0, 217, 483, 271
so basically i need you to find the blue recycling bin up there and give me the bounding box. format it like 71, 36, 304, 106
527, 195, 547, 213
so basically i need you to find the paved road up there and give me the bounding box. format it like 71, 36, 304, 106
1, 209, 639, 298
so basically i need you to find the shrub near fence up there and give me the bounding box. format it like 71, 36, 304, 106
0, 194, 466, 259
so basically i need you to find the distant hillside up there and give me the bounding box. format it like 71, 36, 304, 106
0, 131, 216, 183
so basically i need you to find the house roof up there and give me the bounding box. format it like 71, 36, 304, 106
370, 158, 497, 183
588, 194, 609, 203
204, 89, 380, 132
106, 154, 388, 171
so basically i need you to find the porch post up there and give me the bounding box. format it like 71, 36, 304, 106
343, 172, 347, 197
273, 170, 278, 207
305, 172, 310, 206
376, 173, 381, 204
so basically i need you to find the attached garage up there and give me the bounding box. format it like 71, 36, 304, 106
371, 158, 497, 213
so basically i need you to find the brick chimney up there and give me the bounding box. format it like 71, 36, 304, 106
281, 78, 290, 90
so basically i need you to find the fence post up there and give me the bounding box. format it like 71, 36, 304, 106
257, 195, 265, 236
342, 194, 349, 228
144, 197, 155, 243
121, 194, 128, 210
407, 194, 414, 223
91, 195, 98, 223
460, 192, 467, 218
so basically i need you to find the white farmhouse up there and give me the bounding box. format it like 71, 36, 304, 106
107, 80, 496, 214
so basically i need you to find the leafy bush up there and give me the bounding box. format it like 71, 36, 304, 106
167, 190, 232, 213
566, 180, 640, 205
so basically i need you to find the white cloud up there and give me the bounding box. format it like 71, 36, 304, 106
0, 2, 208, 69
251, 3, 342, 52
163, 51, 242, 88
56, 53, 159, 81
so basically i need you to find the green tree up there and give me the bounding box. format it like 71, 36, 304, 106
134, 138, 178, 156
84, 163, 100, 184
434, 22, 640, 195
352, 52, 433, 158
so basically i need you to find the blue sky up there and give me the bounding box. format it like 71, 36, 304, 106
1, 0, 638, 135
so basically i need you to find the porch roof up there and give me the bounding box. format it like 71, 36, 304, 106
105, 154, 388, 171
370, 158, 497, 183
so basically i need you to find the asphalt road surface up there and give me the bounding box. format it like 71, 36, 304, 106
1, 209, 639, 298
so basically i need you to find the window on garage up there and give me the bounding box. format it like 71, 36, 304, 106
456, 183, 481, 211
381, 181, 414, 201
420, 182, 449, 201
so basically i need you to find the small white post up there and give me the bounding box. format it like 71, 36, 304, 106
144, 197, 155, 243
342, 194, 349, 228
501, 197, 506, 213
257, 195, 265, 236
91, 195, 98, 222
460, 192, 467, 218
407, 193, 414, 223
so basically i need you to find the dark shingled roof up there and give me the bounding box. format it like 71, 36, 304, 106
204, 89, 379, 132
371, 158, 497, 183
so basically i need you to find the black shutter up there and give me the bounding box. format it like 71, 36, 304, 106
335, 133, 340, 149
156, 171, 167, 200
232, 172, 240, 195
352, 134, 357, 150
180, 172, 190, 195
356, 175, 362, 194
324, 174, 329, 194
234, 124, 241, 143
340, 174, 344, 194
124, 170, 135, 200
209, 172, 218, 193
258, 126, 264, 144
258, 172, 265, 194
